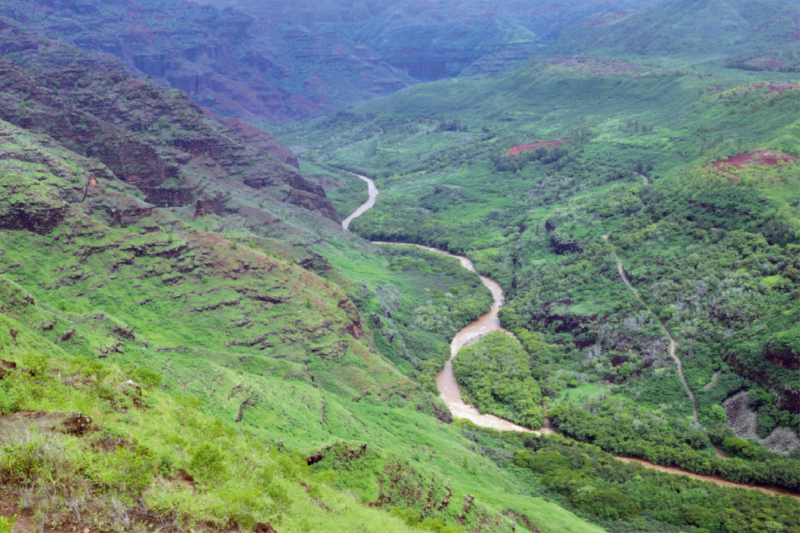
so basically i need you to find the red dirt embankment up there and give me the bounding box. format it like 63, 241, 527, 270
506, 138, 571, 157
711, 150, 799, 172
750, 82, 800, 95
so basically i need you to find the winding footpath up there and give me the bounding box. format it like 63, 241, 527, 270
342, 171, 797, 498
603, 236, 699, 423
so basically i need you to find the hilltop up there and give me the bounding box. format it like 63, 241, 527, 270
548, 0, 800, 65
194, 0, 662, 79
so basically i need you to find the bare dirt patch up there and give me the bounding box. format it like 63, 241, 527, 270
711, 150, 799, 172
750, 82, 800, 95
744, 57, 787, 70
0, 411, 91, 442
505, 138, 571, 157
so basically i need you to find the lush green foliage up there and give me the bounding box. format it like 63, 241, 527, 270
0, 116, 595, 531
353, 245, 492, 376
453, 333, 544, 428
278, 55, 800, 491
458, 424, 800, 533
548, 404, 800, 491
0, 516, 14, 533
0, 324, 421, 531
2, 2, 800, 529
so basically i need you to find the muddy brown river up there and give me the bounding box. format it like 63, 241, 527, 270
372, 242, 554, 434
343, 171, 798, 498
341, 173, 379, 230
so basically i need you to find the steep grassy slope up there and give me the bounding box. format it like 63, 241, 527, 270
0, 275, 453, 533
0, 111, 612, 532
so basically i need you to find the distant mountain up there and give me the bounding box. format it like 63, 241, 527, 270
196, 0, 664, 79
0, 0, 415, 123
0, 17, 339, 226
548, 0, 800, 60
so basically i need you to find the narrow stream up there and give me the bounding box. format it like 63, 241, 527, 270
341, 171, 797, 498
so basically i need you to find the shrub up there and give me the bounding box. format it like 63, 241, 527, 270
453, 332, 543, 428
128, 367, 162, 389
188, 443, 227, 481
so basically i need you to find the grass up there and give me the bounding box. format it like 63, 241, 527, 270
554, 383, 611, 406
0, 265, 605, 533
271, 57, 800, 482
0, 118, 604, 532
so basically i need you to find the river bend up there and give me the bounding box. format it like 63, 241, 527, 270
340, 170, 797, 498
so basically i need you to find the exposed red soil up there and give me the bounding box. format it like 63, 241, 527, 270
749, 82, 800, 95
711, 150, 799, 172
745, 57, 786, 69
506, 138, 571, 157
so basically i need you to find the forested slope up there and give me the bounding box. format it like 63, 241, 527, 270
276, 52, 800, 526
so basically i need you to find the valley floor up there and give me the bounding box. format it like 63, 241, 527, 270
340, 169, 800, 500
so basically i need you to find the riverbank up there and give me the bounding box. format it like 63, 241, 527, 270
342, 171, 799, 499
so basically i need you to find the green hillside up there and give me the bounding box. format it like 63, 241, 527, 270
2, 2, 800, 532
0, 115, 608, 532
274, 57, 800, 528
547, 0, 800, 66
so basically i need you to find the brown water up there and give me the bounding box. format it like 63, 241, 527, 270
372, 242, 555, 434
341, 173, 379, 230
346, 174, 798, 498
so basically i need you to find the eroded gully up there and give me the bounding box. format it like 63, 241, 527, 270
341, 171, 796, 498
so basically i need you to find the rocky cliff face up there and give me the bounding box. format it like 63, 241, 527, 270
0, 118, 369, 394
0, 0, 415, 123
0, 19, 338, 223
220, 117, 300, 169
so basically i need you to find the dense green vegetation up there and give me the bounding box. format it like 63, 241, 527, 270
507, 431, 800, 533
0, 117, 597, 532
2, 0, 800, 529
453, 333, 544, 428
548, 404, 800, 491
276, 53, 800, 501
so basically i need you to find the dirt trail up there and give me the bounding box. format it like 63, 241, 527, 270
344, 173, 798, 498
603, 235, 699, 422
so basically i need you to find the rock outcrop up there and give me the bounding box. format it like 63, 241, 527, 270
221, 117, 300, 169
0, 22, 339, 222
